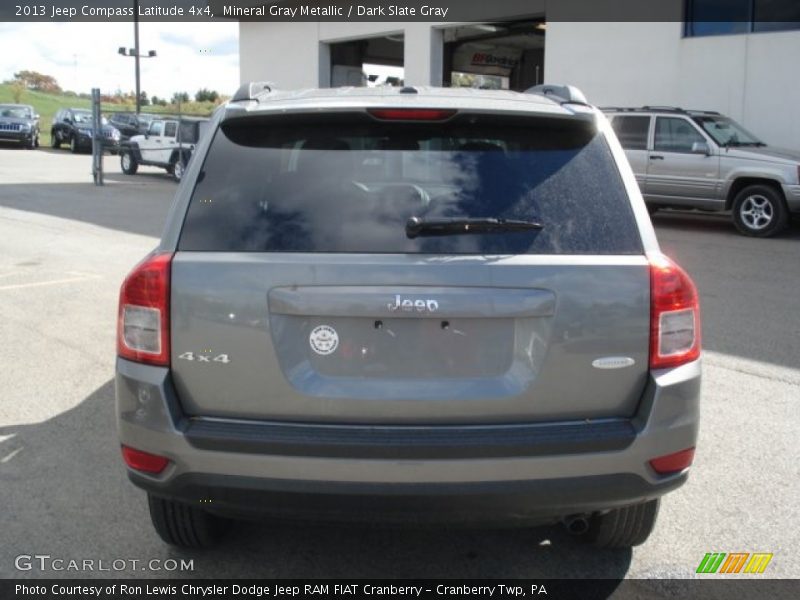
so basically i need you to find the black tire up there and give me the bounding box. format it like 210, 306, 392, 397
70, 135, 79, 154
147, 494, 225, 548
26, 136, 36, 150
51, 131, 60, 149
732, 184, 788, 238
121, 151, 138, 175
587, 499, 660, 548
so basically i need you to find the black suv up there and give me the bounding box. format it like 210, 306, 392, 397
0, 104, 39, 149
108, 112, 152, 142
51, 108, 121, 153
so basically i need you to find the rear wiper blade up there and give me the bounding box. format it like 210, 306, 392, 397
406, 216, 543, 239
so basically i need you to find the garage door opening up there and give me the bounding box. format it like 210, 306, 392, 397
443, 20, 546, 92
329, 35, 405, 87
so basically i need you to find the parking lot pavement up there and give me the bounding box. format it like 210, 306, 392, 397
0, 147, 798, 579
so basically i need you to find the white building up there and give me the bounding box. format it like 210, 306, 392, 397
239, 1, 800, 149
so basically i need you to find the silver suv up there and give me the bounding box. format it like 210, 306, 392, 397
116, 83, 702, 549
605, 107, 800, 237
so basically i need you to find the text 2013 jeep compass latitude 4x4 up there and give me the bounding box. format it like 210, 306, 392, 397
116, 83, 701, 549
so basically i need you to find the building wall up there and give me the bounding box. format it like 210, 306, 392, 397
546, 22, 800, 150
240, 17, 800, 150
239, 0, 545, 90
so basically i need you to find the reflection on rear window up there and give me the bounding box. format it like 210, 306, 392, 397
178, 116, 642, 255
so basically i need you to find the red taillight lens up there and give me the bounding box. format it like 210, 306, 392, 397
649, 447, 695, 475
649, 252, 701, 369
368, 108, 457, 121
121, 445, 170, 474
117, 252, 172, 366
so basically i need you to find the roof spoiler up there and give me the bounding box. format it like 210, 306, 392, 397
525, 84, 589, 106
231, 81, 275, 103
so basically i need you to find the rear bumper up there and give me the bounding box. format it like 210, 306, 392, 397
116, 358, 701, 523
129, 470, 685, 524
783, 184, 800, 212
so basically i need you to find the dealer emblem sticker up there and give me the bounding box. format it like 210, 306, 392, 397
309, 325, 339, 356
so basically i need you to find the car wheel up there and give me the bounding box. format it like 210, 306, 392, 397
732, 184, 788, 237
51, 131, 60, 149
173, 158, 185, 182
121, 151, 138, 175
586, 499, 660, 548
70, 136, 79, 154
26, 136, 36, 150
147, 494, 225, 548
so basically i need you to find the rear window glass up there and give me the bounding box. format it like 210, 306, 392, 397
178, 115, 642, 255
611, 115, 650, 150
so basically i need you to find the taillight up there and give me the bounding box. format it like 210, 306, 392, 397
649, 252, 701, 369
121, 445, 170, 474
117, 252, 172, 366
649, 447, 695, 475
368, 108, 457, 121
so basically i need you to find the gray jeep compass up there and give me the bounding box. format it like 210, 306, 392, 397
116, 83, 702, 549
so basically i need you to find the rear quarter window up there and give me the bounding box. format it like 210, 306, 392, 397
178, 114, 643, 255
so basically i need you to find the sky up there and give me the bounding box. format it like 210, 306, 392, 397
0, 22, 239, 99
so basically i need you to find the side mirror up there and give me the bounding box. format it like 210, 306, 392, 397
691, 141, 711, 156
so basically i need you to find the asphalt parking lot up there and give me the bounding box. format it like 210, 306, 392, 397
0, 146, 798, 580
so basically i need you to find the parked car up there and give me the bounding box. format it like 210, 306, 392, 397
0, 104, 40, 149
119, 116, 209, 181
116, 83, 701, 549
605, 106, 800, 237
51, 108, 121, 154
107, 111, 155, 142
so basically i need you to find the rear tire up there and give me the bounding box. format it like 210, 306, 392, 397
587, 499, 660, 548
51, 131, 60, 149
70, 135, 79, 154
732, 184, 788, 237
121, 151, 138, 175
147, 494, 225, 548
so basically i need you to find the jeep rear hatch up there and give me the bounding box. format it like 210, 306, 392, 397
168, 112, 651, 424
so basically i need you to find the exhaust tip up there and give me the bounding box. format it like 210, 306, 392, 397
562, 514, 590, 536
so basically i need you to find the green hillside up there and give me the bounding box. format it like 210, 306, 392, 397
0, 84, 215, 146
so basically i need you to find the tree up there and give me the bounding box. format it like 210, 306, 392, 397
194, 88, 219, 103
10, 80, 25, 103
13, 70, 61, 93
150, 95, 167, 106
171, 91, 190, 104
139, 91, 150, 106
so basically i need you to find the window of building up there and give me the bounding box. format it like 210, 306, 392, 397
685, 0, 800, 36
610, 116, 651, 151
